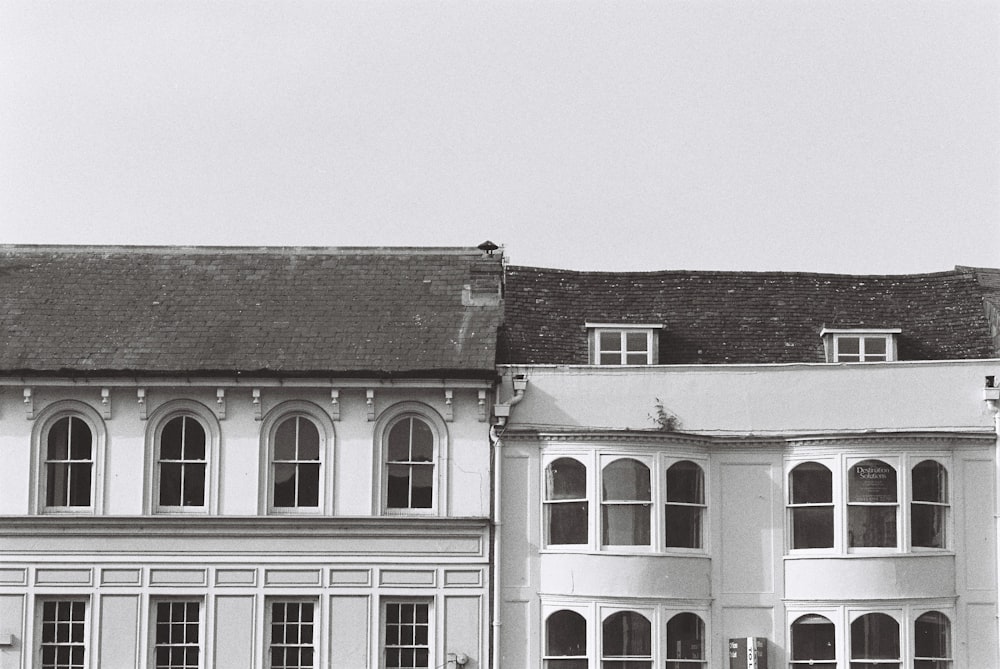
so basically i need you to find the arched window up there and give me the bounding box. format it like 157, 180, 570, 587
601, 459, 651, 546
157, 415, 207, 509
914, 611, 951, 668
850, 613, 899, 669
602, 611, 651, 668
386, 415, 435, 510
789, 462, 834, 549
665, 461, 705, 549
847, 460, 897, 548
545, 458, 589, 545
665, 613, 705, 667
790, 614, 836, 668
911, 461, 948, 549
545, 610, 587, 668
271, 415, 321, 510
43, 415, 94, 509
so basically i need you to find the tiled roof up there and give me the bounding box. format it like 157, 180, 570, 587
499, 266, 999, 364
0, 246, 503, 377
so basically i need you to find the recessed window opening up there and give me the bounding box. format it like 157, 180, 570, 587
158, 415, 206, 508
386, 416, 435, 510
545, 458, 589, 545
544, 610, 587, 669
789, 462, 834, 549
790, 614, 836, 668
601, 459, 651, 546
272, 416, 321, 509
45, 416, 93, 508
666, 612, 705, 667
665, 461, 705, 549
602, 611, 651, 669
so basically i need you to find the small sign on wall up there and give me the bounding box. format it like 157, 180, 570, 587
729, 637, 768, 669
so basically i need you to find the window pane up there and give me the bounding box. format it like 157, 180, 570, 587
298, 419, 320, 460
183, 419, 206, 460
851, 613, 899, 661
602, 611, 651, 657
864, 337, 887, 356
791, 614, 836, 661
548, 503, 588, 544
68, 463, 92, 506
666, 613, 704, 660
790, 463, 832, 504
69, 417, 92, 460
273, 464, 297, 507
46, 463, 68, 506
600, 332, 622, 352
297, 463, 320, 507
410, 465, 434, 508
387, 421, 410, 462
183, 463, 205, 506
410, 419, 434, 462
47, 417, 70, 460
667, 461, 703, 504
603, 460, 651, 502
915, 612, 950, 660
274, 419, 298, 461
838, 337, 860, 356
848, 506, 897, 547
849, 460, 897, 503
912, 504, 946, 548
602, 505, 650, 546
547, 610, 587, 656
792, 506, 834, 549
386, 465, 409, 508
159, 463, 182, 506
625, 353, 647, 364
625, 332, 647, 353
547, 459, 587, 500
160, 417, 185, 460
665, 505, 702, 549
912, 461, 947, 503
547, 661, 588, 669
599, 352, 622, 365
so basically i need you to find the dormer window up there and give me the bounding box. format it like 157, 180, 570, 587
587, 323, 662, 365
820, 328, 900, 363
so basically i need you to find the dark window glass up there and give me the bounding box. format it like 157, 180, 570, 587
602, 611, 651, 669
850, 613, 899, 668
158, 416, 207, 507
666, 461, 704, 549
848, 460, 897, 548
384, 602, 430, 669
545, 610, 587, 668
40, 600, 86, 669
602, 459, 651, 546
153, 601, 200, 669
790, 614, 836, 667
546, 459, 588, 545
386, 417, 435, 509
666, 613, 705, 667
914, 611, 951, 669
912, 460, 948, 549
270, 601, 315, 669
45, 416, 93, 508
789, 463, 834, 549
272, 416, 321, 509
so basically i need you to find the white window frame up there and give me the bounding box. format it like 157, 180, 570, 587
35, 597, 90, 669
820, 328, 900, 363
259, 401, 336, 515
542, 606, 589, 668
266, 598, 319, 669
663, 458, 707, 552
540, 601, 712, 669
600, 454, 654, 550
374, 402, 448, 516
587, 323, 662, 365
543, 455, 591, 548
145, 400, 220, 515
786, 460, 837, 552
149, 598, 203, 669
31, 401, 107, 515
785, 452, 951, 556
542, 449, 709, 555
786, 605, 955, 669
380, 598, 434, 669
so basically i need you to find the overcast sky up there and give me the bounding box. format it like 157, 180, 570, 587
1, 1, 997, 273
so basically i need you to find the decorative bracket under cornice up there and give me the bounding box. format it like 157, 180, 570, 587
23, 387, 33, 420
366, 389, 375, 421
100, 388, 111, 420
444, 389, 454, 421
478, 390, 488, 422
137, 388, 147, 420
215, 388, 226, 420
330, 389, 340, 421
252, 388, 262, 421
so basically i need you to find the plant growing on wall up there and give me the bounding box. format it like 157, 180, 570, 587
649, 398, 680, 432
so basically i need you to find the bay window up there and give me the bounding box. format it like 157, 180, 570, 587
545, 458, 589, 545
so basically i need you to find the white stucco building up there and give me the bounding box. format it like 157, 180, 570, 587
0, 245, 503, 669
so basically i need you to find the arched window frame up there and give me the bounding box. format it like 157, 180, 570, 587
910, 460, 950, 551
789, 613, 837, 668
846, 456, 900, 551
31, 401, 107, 515
600, 455, 653, 550
543, 455, 590, 548
913, 610, 952, 668
665, 611, 707, 667
600, 607, 653, 669
787, 461, 836, 552
664, 459, 707, 552
145, 400, 220, 515
259, 401, 336, 515
374, 402, 448, 516
848, 610, 901, 668
543, 608, 588, 668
